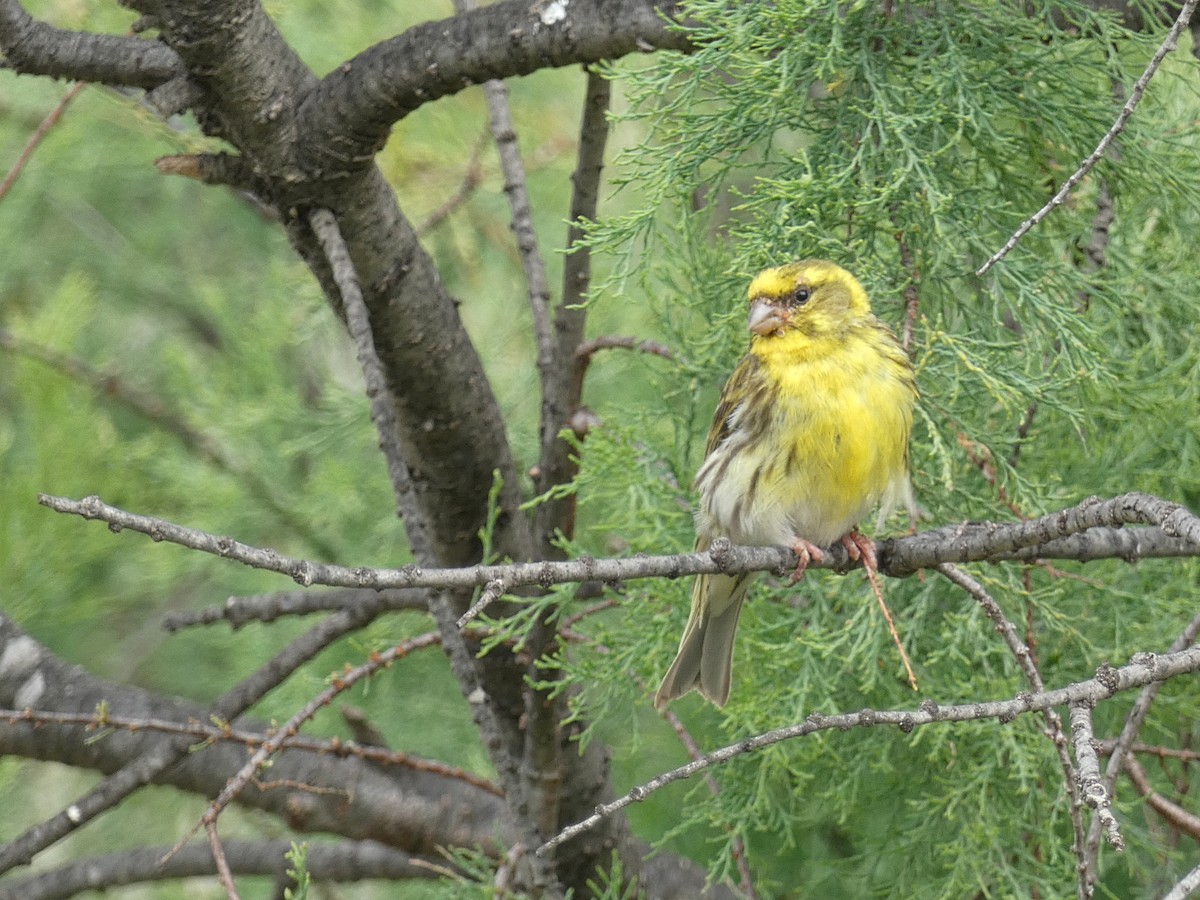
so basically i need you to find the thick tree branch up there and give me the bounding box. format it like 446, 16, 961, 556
885, 493, 1200, 576
0, 614, 508, 857
0, 705, 501, 796
85, 0, 534, 572
0, 595, 389, 874
0, 647, 715, 896
0, 839, 442, 900
294, 0, 689, 175
0, 0, 181, 87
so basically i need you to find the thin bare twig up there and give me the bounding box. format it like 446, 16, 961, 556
161, 586, 431, 631
1121, 753, 1200, 842
457, 578, 509, 628
536, 68, 613, 552
977, 0, 1199, 275
936, 563, 1088, 896
893, 230, 920, 354
1098, 740, 1200, 764
205, 822, 241, 900
860, 559, 918, 690
1083, 609, 1200, 882
461, 1, 554, 386
307, 208, 432, 560
957, 432, 1027, 520
574, 335, 675, 365
537, 646, 1200, 856
0, 81, 86, 203
1008, 401, 1040, 471
1068, 702, 1123, 851
485, 79, 554, 359
168, 631, 443, 861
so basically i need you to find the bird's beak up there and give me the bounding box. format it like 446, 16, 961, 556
748, 299, 785, 336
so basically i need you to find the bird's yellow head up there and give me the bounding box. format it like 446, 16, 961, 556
745, 259, 872, 339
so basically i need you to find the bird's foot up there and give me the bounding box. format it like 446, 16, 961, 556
840, 531, 878, 574
789, 537, 826, 583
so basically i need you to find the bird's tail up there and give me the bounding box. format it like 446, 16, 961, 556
654, 571, 754, 708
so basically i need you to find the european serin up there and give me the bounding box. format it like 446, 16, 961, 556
654, 259, 916, 708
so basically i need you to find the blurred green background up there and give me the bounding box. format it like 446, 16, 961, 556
3, 0, 1200, 898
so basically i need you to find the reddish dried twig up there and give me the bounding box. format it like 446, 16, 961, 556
0, 81, 86, 203
956, 432, 1026, 520
205, 821, 241, 900
416, 131, 488, 235
165, 632, 443, 862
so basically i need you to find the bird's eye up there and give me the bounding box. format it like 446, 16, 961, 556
792, 287, 811, 306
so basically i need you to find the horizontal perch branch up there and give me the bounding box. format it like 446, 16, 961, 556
37, 492, 1199, 591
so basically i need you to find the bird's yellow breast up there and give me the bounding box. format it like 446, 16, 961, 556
695, 320, 913, 548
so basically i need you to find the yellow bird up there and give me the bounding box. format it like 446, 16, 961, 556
654, 260, 916, 708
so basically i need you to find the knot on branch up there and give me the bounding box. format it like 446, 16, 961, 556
708, 536, 733, 571
290, 561, 315, 587
1094, 663, 1120, 696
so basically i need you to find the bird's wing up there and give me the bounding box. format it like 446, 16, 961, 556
703, 352, 762, 457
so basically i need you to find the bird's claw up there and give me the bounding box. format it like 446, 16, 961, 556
789, 537, 826, 582
840, 531, 879, 574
